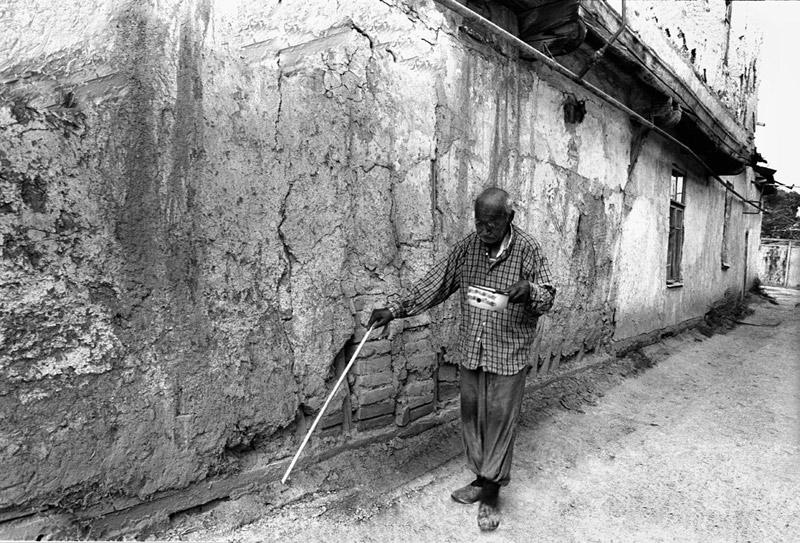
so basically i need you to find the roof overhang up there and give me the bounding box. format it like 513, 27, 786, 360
753, 164, 778, 196
493, 0, 755, 175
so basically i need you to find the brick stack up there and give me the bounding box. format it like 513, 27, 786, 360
353, 337, 395, 431
316, 315, 463, 435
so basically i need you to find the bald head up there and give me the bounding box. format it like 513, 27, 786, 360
475, 187, 513, 217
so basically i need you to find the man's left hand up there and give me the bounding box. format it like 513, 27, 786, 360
504, 281, 531, 304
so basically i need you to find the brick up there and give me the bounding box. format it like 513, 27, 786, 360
354, 355, 392, 376
396, 364, 408, 382
319, 423, 343, 438
358, 385, 395, 406
410, 402, 435, 422
407, 353, 437, 372
320, 411, 344, 429
395, 406, 411, 427
385, 320, 405, 340
356, 371, 393, 388
437, 364, 459, 382
357, 400, 395, 420
357, 413, 395, 432
352, 327, 371, 343
404, 339, 433, 356
354, 321, 394, 341
404, 380, 434, 397
360, 340, 392, 358
405, 313, 432, 329
406, 393, 434, 409
402, 329, 431, 344
437, 383, 459, 401
391, 336, 405, 356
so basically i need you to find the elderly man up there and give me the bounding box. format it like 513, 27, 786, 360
368, 186, 555, 531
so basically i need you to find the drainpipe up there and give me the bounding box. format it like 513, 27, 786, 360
433, 0, 767, 214
577, 0, 626, 79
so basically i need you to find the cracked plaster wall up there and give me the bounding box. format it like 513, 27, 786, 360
0, 0, 761, 512
612, 135, 761, 340
625, 0, 762, 129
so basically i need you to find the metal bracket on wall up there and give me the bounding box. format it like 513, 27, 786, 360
576, 0, 626, 79
743, 200, 763, 214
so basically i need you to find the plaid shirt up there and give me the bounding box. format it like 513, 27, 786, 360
388, 224, 555, 375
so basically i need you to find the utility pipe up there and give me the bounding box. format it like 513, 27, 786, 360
433, 0, 766, 213
577, 0, 626, 79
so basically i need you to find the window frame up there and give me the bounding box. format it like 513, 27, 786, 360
667, 168, 686, 286
721, 181, 733, 269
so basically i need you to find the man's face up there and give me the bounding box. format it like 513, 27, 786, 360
474, 206, 511, 246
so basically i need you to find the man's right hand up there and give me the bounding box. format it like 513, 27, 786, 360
368, 308, 394, 329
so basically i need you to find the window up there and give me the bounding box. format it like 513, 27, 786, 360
667, 170, 685, 285
721, 182, 733, 269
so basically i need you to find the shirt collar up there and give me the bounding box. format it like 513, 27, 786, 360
487, 226, 514, 264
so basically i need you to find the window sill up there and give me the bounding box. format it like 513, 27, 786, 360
666, 282, 683, 289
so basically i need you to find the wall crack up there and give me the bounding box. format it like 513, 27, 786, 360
274, 55, 283, 151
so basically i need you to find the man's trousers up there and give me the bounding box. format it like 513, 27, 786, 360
459, 365, 528, 486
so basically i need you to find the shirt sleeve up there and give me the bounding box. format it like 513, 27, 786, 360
523, 239, 556, 316
387, 240, 466, 319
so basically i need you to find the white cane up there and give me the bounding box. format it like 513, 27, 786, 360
281, 323, 376, 484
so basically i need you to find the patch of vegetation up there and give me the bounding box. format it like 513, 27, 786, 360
762, 188, 800, 240
704, 289, 755, 332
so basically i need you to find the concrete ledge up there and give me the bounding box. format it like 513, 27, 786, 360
612, 316, 703, 358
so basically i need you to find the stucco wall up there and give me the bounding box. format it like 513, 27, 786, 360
623, 0, 761, 129
0, 0, 761, 513
611, 140, 756, 339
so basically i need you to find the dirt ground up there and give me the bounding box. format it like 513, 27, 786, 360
154, 286, 799, 542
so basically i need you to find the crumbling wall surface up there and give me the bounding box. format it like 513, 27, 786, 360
0, 0, 305, 512
0, 0, 757, 517
626, 0, 761, 128
610, 136, 668, 341
0, 0, 448, 513
612, 133, 761, 342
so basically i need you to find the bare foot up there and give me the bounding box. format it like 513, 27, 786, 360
477, 500, 500, 531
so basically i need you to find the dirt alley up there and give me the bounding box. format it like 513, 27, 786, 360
156, 286, 799, 542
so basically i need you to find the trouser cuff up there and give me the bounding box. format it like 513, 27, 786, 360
481, 481, 500, 505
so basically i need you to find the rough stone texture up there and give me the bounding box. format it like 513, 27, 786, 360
0, 0, 762, 515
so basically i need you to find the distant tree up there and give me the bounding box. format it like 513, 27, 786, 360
761, 188, 800, 240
